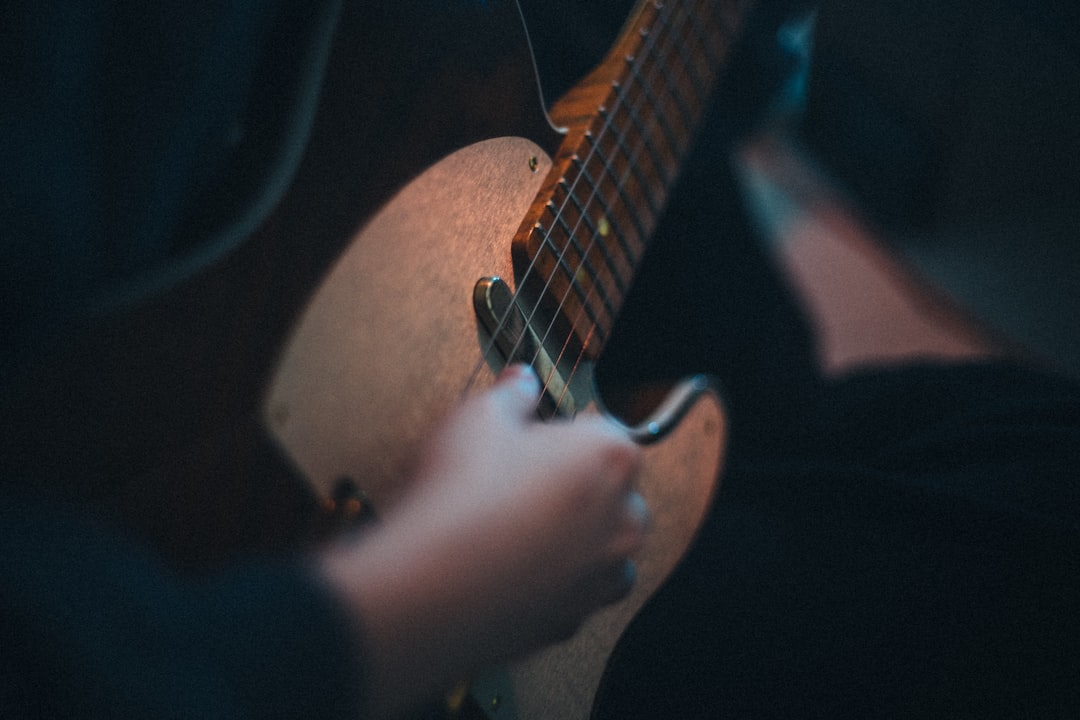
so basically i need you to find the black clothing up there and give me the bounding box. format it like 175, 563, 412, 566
1, 3, 361, 717
591, 46, 1080, 711
801, 0, 1080, 375
596, 362, 1080, 718
0, 487, 362, 719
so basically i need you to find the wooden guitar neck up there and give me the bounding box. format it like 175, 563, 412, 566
513, 0, 752, 358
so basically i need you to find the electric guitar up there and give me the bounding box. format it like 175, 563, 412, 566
263, 0, 750, 716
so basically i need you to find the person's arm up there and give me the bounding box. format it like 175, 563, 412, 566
318, 365, 647, 718
1, 366, 643, 720
0, 499, 362, 719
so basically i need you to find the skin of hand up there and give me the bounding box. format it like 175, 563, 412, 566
317, 365, 647, 718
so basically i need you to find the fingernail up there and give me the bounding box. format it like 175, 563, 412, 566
500, 364, 539, 394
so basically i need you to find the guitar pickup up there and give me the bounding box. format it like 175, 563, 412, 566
473, 276, 576, 418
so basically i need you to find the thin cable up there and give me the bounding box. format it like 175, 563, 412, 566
513, 0, 569, 135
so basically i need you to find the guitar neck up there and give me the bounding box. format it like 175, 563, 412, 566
511, 0, 752, 359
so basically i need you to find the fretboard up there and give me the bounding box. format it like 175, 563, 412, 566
511, 0, 752, 359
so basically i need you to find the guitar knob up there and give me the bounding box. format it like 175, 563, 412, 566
327, 476, 376, 527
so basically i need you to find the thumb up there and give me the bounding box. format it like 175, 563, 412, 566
492, 364, 542, 419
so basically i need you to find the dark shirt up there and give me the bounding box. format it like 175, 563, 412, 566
1, 3, 362, 717
595, 362, 1080, 719
0, 488, 362, 719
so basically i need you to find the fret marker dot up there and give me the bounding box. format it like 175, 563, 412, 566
598, 217, 611, 237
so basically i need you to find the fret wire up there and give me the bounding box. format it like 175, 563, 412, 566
685, 2, 733, 107
546, 2, 675, 298
630, 22, 687, 158
560, 179, 631, 297
663, 1, 729, 122
658, 3, 710, 106
533, 246, 609, 351
537, 136, 645, 356
582, 131, 651, 243
647, 36, 698, 144
597, 105, 661, 218
536, 221, 607, 326
571, 154, 643, 267
627, 91, 676, 182
528, 0, 731, 367
540, 0, 682, 397
540, 3, 677, 354
618, 71, 679, 185
544, 2, 738, 410
630, 16, 699, 143
471, 0, 742, 402
538, 2, 668, 300
552, 203, 607, 301
547, 200, 620, 319
629, 47, 691, 151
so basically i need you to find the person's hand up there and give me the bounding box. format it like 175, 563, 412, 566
318, 365, 646, 718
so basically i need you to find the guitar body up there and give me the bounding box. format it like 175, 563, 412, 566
264, 137, 551, 511
265, 136, 725, 719
260, 1, 751, 716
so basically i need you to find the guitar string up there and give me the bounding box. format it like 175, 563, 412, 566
481, 0, 714, 412
466, 0, 725, 411
534, 0, 719, 413
498, 0, 676, 409
463, 0, 671, 400
512, 0, 698, 414
524, 0, 724, 391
